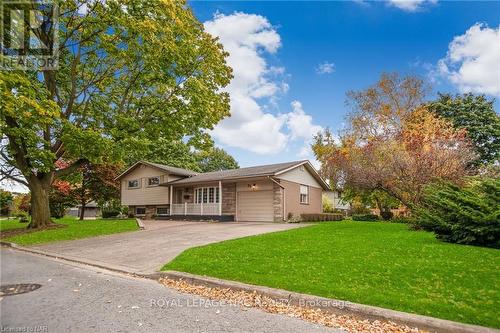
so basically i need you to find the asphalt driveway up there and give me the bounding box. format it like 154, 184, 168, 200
30, 220, 308, 274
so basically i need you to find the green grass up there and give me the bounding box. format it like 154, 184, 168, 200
0, 218, 26, 232
3, 216, 139, 245
163, 221, 500, 328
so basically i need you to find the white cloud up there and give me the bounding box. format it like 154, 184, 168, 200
387, 0, 437, 12
286, 101, 323, 159
438, 23, 500, 97
205, 12, 322, 157
316, 62, 335, 74
204, 12, 286, 154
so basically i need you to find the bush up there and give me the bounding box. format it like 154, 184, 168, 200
300, 213, 343, 222
414, 178, 500, 248
15, 211, 29, 223
352, 214, 379, 221
380, 210, 394, 220
322, 195, 334, 213
102, 210, 120, 218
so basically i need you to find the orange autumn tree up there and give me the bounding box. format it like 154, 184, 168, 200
313, 73, 476, 209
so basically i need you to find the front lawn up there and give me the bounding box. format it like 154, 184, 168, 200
163, 221, 500, 328
3, 216, 138, 246
0, 218, 27, 232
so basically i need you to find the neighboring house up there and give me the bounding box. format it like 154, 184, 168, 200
116, 160, 330, 222
66, 201, 101, 219
323, 191, 351, 211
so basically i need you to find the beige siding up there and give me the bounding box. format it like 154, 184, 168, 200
275, 166, 323, 188
281, 180, 322, 219
120, 165, 171, 206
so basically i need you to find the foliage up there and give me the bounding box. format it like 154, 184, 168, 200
322, 195, 334, 213
102, 210, 120, 218
0, 189, 13, 215
414, 178, 500, 248
380, 210, 394, 220
49, 180, 77, 218
196, 147, 239, 172
428, 93, 500, 166
0, 0, 232, 227
313, 73, 476, 209
11, 193, 30, 216
4, 217, 138, 245
352, 214, 379, 221
300, 213, 343, 222
163, 222, 500, 328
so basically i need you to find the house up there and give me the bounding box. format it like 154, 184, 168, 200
323, 190, 351, 212
115, 160, 330, 222
66, 201, 101, 219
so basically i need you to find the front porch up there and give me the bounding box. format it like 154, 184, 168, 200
164, 181, 235, 221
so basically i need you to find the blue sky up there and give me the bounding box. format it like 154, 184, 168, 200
190, 1, 500, 167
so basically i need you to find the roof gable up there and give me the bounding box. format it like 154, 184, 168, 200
115, 161, 197, 180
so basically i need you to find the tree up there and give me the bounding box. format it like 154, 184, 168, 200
72, 162, 121, 220
415, 178, 500, 248
0, 0, 232, 228
427, 93, 500, 166
313, 73, 476, 209
0, 189, 13, 216
197, 148, 239, 172
49, 180, 77, 219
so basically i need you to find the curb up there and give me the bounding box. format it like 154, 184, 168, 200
0, 241, 150, 278
154, 270, 498, 333
136, 218, 145, 230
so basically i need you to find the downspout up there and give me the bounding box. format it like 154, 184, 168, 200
268, 176, 285, 221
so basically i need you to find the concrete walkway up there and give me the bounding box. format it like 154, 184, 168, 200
30, 220, 308, 274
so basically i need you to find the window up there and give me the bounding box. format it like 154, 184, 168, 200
135, 207, 146, 215
148, 176, 160, 187
194, 187, 220, 204
156, 207, 169, 216
128, 179, 139, 188
300, 185, 309, 204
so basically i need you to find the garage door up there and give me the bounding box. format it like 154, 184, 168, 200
237, 190, 274, 222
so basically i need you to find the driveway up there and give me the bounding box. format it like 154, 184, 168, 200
30, 221, 308, 274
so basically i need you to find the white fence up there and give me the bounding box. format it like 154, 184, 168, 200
171, 203, 220, 215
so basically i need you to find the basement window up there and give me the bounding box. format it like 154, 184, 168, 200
135, 207, 146, 215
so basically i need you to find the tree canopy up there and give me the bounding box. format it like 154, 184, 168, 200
0, 0, 232, 227
427, 93, 499, 166
313, 73, 476, 208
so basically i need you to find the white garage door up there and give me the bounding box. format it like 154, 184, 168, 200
237, 190, 274, 222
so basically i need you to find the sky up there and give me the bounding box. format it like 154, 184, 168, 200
190, 0, 500, 168
2, 0, 499, 193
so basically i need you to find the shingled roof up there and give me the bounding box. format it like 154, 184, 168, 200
115, 161, 198, 180
163, 160, 330, 190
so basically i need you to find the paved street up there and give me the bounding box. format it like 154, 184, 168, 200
30, 220, 307, 274
0, 248, 340, 333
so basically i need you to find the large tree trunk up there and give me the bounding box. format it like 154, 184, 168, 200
28, 177, 55, 228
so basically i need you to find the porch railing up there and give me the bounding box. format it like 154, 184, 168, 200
171, 203, 220, 215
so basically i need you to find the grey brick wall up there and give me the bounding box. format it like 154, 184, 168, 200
222, 182, 236, 215
273, 181, 283, 222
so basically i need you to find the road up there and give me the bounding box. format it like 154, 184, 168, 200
0, 248, 341, 333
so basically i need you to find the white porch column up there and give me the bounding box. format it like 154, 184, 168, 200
184, 202, 187, 215
200, 201, 203, 215
169, 186, 173, 216
218, 181, 222, 216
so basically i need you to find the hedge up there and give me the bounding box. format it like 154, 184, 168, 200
300, 213, 343, 222
352, 214, 379, 221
